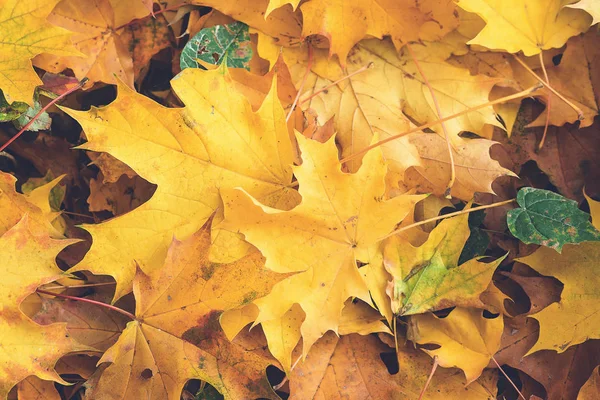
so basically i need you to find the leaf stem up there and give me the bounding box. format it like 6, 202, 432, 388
36, 288, 136, 321
491, 355, 526, 400
0, 78, 88, 153
286, 44, 313, 123
537, 52, 551, 150
340, 85, 541, 164
406, 43, 455, 199
418, 356, 439, 400
298, 62, 374, 105
512, 54, 583, 122
380, 199, 516, 240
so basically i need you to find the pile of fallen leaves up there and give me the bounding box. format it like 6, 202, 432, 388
1, 0, 600, 399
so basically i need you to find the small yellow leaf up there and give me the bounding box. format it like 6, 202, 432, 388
408, 307, 503, 383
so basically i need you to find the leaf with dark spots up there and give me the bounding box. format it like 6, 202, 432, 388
507, 187, 600, 252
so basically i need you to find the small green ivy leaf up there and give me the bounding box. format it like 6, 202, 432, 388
507, 187, 600, 252
180, 21, 252, 71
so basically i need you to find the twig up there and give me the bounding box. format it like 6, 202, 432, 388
36, 288, 136, 320
406, 43, 455, 198
286, 44, 313, 123
298, 62, 374, 105
491, 355, 526, 400
380, 199, 516, 241
418, 356, 439, 400
0, 78, 88, 153
512, 54, 583, 121
273, 354, 302, 390
537, 52, 551, 150
42, 282, 116, 290
62, 211, 96, 220
340, 85, 541, 164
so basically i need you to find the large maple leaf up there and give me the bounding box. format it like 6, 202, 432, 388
86, 222, 285, 399
0, 0, 79, 104
457, 0, 591, 55
0, 216, 86, 398
64, 65, 298, 300
222, 133, 424, 354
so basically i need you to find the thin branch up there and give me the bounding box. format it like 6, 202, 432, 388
380, 199, 516, 241
537, 52, 551, 150
340, 85, 541, 164
418, 356, 439, 400
406, 43, 455, 198
286, 44, 313, 123
273, 354, 302, 390
0, 79, 88, 153
36, 288, 136, 320
393, 316, 399, 356
298, 62, 373, 105
491, 355, 526, 400
512, 54, 583, 121
62, 211, 96, 220
43, 282, 116, 290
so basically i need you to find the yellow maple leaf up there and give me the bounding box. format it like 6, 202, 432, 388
384, 209, 504, 316
63, 65, 298, 300
33, 0, 135, 88
222, 133, 425, 354
0, 172, 64, 237
189, 0, 302, 48
0, 216, 85, 398
400, 133, 516, 200
517, 196, 600, 355
0, 0, 79, 104
408, 307, 503, 383
457, 0, 590, 56
296, 0, 458, 62
87, 222, 285, 399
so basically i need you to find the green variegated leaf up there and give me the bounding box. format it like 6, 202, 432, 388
507, 187, 600, 252
180, 21, 252, 71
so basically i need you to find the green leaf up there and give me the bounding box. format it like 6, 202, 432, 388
0, 90, 51, 131
458, 209, 489, 265
180, 21, 252, 71
14, 99, 51, 132
0, 90, 28, 122
507, 187, 600, 252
